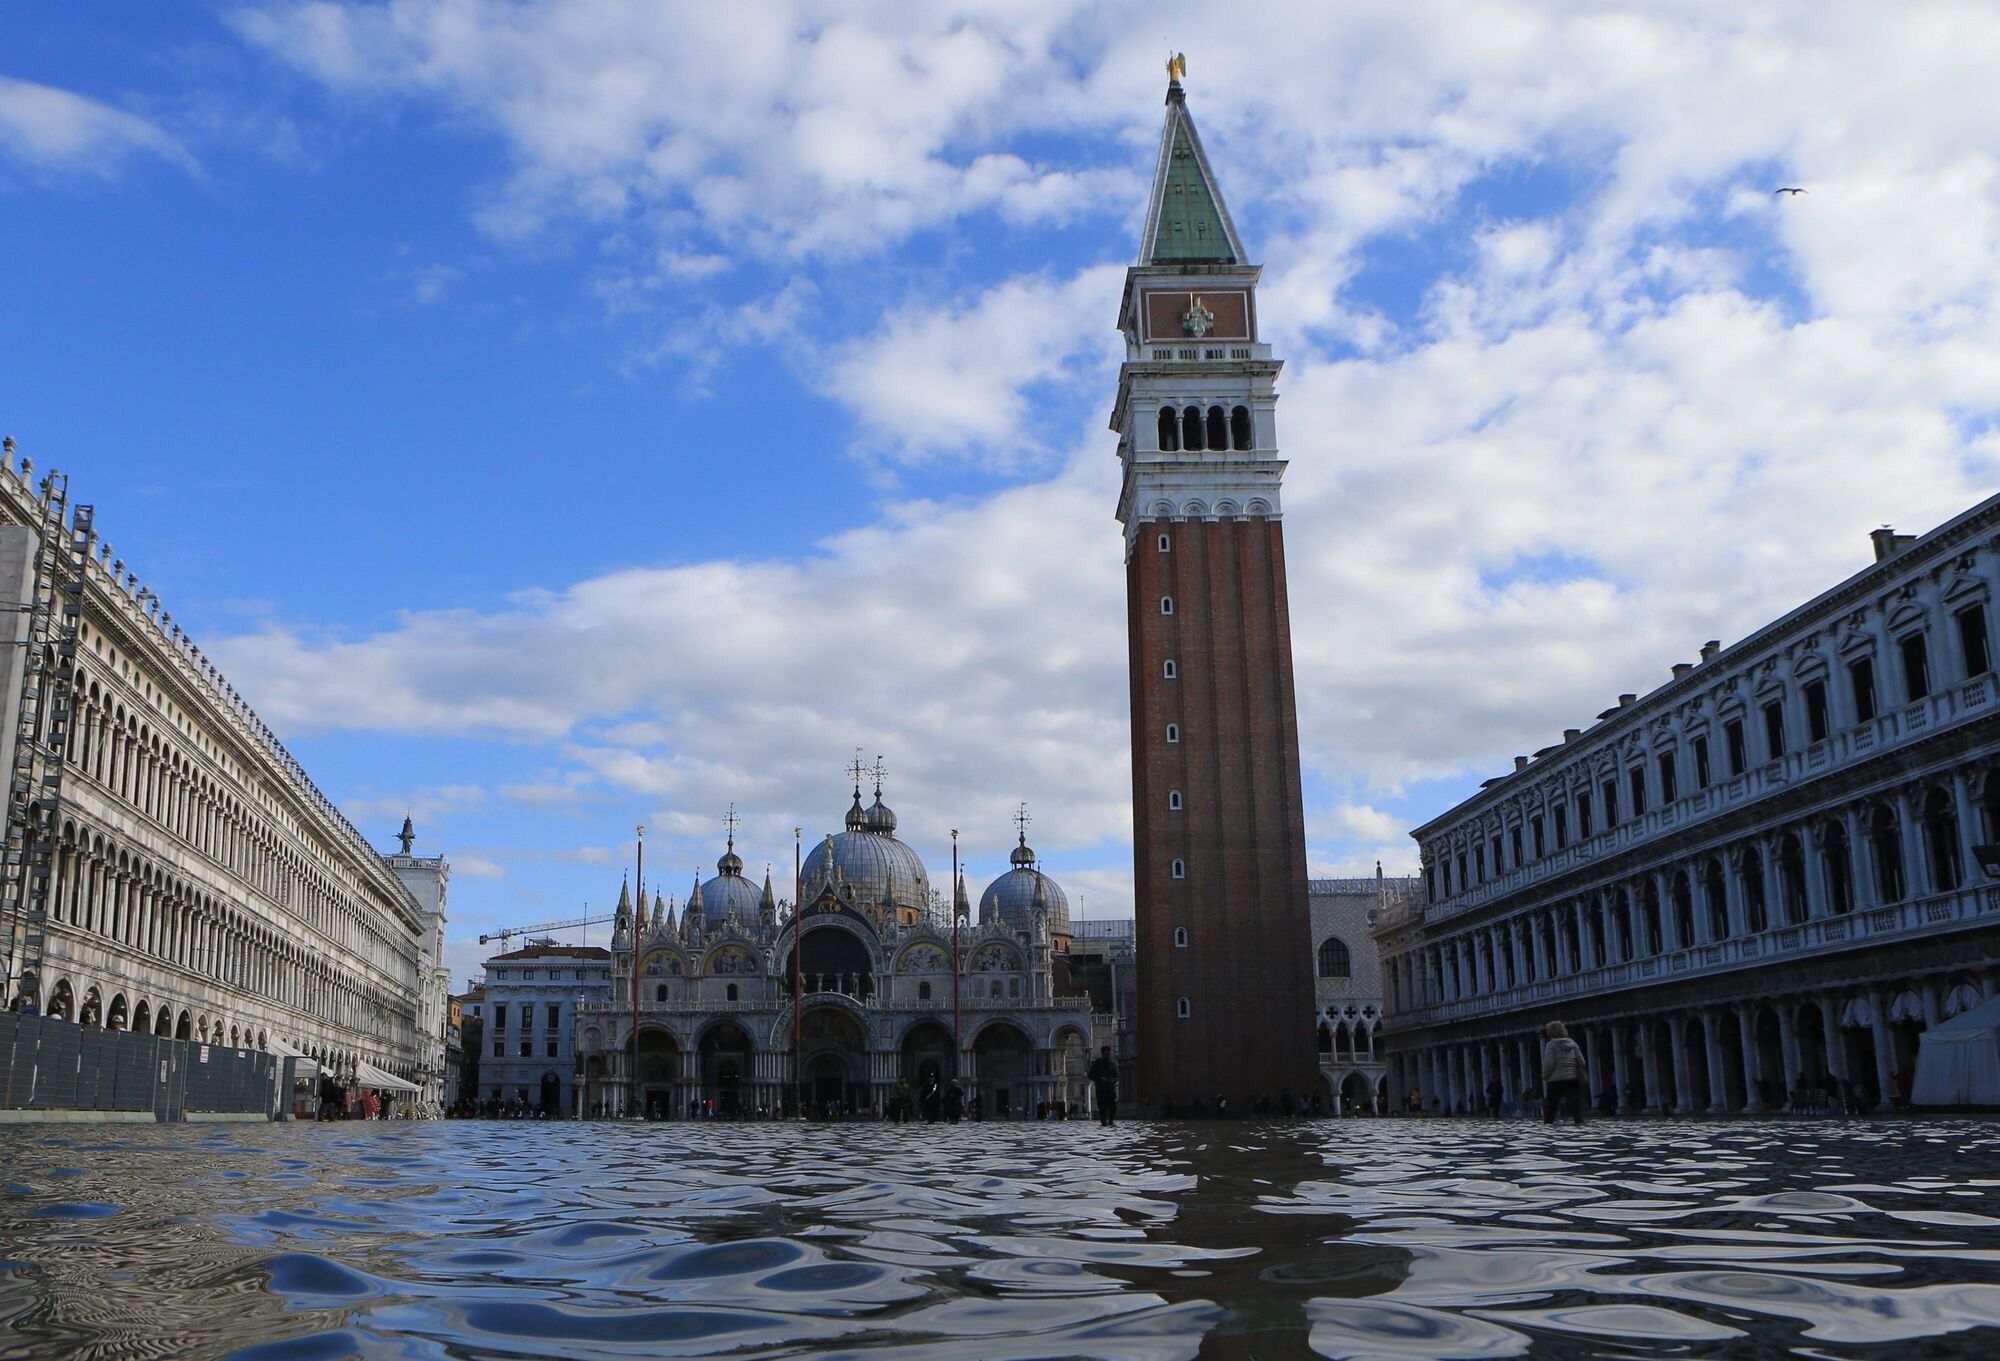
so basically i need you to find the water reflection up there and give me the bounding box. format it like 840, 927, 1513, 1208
0, 1119, 1995, 1358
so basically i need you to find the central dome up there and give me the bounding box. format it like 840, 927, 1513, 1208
979, 833, 1071, 939
803, 789, 930, 911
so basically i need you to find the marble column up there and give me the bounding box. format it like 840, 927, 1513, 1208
1735, 1004, 1765, 1113
1867, 988, 1898, 1111
1776, 1004, 1802, 1106
1702, 1011, 1732, 1113
1641, 1023, 1665, 1112
1611, 1026, 1632, 1113
1820, 996, 1848, 1085
1668, 1018, 1694, 1114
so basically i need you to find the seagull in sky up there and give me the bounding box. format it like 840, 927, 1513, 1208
1774, 187, 1807, 196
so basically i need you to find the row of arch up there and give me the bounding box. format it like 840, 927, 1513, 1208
33, 815, 414, 1054
37, 974, 387, 1079
1157, 404, 1253, 452
67, 669, 405, 969
1405, 974, 1994, 1116
1397, 770, 1991, 1013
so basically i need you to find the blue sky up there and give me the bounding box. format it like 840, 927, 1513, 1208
5, 2, 1998, 987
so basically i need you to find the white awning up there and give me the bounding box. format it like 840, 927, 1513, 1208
267, 1035, 320, 1075
355, 1059, 421, 1093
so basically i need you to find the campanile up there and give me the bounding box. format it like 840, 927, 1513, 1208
1113, 60, 1317, 1107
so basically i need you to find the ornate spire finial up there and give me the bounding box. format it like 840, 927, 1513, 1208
870, 754, 885, 796
723, 802, 740, 849
1014, 801, 1032, 845
846, 747, 867, 796
1167, 51, 1186, 85
397, 814, 415, 856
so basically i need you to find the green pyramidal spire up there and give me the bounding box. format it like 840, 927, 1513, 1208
1141, 77, 1243, 266
1151, 125, 1234, 262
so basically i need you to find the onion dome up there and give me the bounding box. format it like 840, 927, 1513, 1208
845, 787, 868, 831
699, 830, 762, 925
979, 827, 1071, 939
865, 792, 898, 834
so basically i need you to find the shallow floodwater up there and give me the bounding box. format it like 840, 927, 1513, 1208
2, 1119, 1999, 1359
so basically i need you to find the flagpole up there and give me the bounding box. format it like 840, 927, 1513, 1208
631, 824, 644, 1119
793, 826, 803, 1118
951, 829, 961, 1073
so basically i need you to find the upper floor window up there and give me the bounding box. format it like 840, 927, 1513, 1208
1474, 844, 1486, 881
1160, 596, 1174, 615
1724, 718, 1747, 776
1804, 679, 1830, 744
1901, 632, 1932, 701
1603, 781, 1619, 827
1851, 656, 1878, 722
1317, 936, 1352, 978
1176, 997, 1191, 1019
1166, 723, 1180, 744
1658, 752, 1678, 804
1959, 605, 1991, 677
1171, 858, 1186, 879
1168, 789, 1183, 810
1553, 805, 1568, 850
1762, 701, 1786, 760
1531, 817, 1545, 858
493, 1005, 507, 1030
919, 981, 932, 1000
1163, 660, 1178, 680
1231, 405, 1252, 450
1628, 765, 1647, 817
1693, 735, 1711, 789
1576, 793, 1593, 840
1510, 826, 1523, 866
1174, 926, 1189, 948
1158, 533, 1172, 553
725, 983, 738, 1002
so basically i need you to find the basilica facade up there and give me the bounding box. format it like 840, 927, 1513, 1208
572, 780, 1106, 1118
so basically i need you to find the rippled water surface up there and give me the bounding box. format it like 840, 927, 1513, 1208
3, 1118, 1999, 1359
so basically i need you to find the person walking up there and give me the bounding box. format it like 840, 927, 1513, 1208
1485, 1078, 1504, 1119
1088, 1045, 1119, 1126
1541, 1021, 1586, 1126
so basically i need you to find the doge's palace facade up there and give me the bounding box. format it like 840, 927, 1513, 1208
0, 446, 428, 1082
1377, 500, 2000, 1115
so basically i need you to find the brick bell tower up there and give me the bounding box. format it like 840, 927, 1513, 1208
1114, 58, 1317, 1109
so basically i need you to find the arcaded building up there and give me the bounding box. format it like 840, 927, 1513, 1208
1312, 874, 1418, 1112
1376, 501, 2000, 1114
0, 448, 435, 1088
573, 780, 1106, 1118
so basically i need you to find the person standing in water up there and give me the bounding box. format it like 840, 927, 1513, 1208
1541, 1021, 1587, 1125
1088, 1045, 1119, 1126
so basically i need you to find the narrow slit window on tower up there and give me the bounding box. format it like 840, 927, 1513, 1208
1174, 927, 1189, 948
1163, 659, 1177, 679
1158, 532, 1171, 553
1176, 997, 1191, 1019
1172, 858, 1186, 879
1168, 789, 1183, 810
1230, 405, 1252, 450
1157, 406, 1179, 452
1166, 723, 1180, 743
1160, 596, 1174, 615
1206, 405, 1227, 450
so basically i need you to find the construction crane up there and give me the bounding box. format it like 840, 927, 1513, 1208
479, 910, 616, 954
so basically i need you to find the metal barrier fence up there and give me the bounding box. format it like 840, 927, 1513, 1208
0, 1011, 280, 1120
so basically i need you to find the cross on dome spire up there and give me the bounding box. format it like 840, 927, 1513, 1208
869, 755, 885, 796
1013, 802, 1032, 844
723, 802, 740, 849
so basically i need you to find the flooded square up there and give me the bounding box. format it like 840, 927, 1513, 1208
2, 1118, 1999, 1358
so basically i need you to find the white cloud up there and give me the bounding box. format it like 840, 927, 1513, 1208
0, 76, 196, 175
213, 0, 2000, 887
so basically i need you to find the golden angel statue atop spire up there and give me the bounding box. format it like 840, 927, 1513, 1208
1167, 51, 1187, 84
